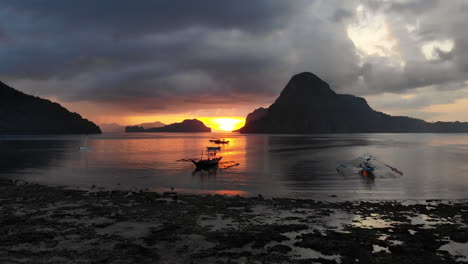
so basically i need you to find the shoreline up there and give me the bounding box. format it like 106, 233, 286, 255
1, 178, 467, 263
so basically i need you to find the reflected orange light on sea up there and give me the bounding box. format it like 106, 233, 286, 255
149, 188, 249, 196
96, 115, 246, 132
212, 190, 249, 196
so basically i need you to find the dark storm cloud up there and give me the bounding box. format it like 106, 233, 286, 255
0, 0, 296, 76
1, 0, 468, 117
0, 0, 303, 108
363, 0, 439, 14
370, 81, 468, 110
330, 8, 353, 23
454, 38, 468, 72
348, 0, 468, 97
359, 58, 459, 94
1, 0, 296, 35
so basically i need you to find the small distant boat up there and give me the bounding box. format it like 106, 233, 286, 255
79, 135, 92, 151
213, 139, 229, 144
192, 157, 222, 169
207, 146, 221, 151
209, 138, 220, 142
337, 153, 402, 178
358, 154, 375, 177
359, 161, 375, 177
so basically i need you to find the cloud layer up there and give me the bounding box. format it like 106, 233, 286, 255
1, 0, 468, 121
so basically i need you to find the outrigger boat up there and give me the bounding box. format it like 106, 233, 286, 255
192, 157, 222, 169
358, 154, 375, 177
337, 153, 402, 178
213, 139, 229, 144
206, 146, 221, 151
79, 135, 92, 151
191, 150, 222, 169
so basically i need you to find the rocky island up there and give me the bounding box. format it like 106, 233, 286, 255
238, 72, 468, 133
126, 119, 211, 133
0, 81, 101, 134
100, 121, 166, 133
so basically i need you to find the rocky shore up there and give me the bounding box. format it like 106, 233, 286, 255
1, 179, 467, 264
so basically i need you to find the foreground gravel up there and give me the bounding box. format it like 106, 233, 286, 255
1, 179, 467, 264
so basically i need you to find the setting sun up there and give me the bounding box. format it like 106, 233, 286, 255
200, 117, 245, 132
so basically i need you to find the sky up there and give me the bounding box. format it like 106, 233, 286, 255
1, 0, 468, 131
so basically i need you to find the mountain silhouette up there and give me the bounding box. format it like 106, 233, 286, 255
238, 72, 468, 133
126, 119, 211, 133
0, 81, 101, 134
135, 121, 166, 129
100, 121, 166, 133
99, 123, 125, 133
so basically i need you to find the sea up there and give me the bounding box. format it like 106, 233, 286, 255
1, 133, 468, 200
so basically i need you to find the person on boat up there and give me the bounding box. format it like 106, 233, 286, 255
359, 156, 374, 177
362, 164, 374, 176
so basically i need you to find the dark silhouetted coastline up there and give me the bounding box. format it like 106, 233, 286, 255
238, 72, 468, 133
126, 119, 211, 133
0, 81, 101, 134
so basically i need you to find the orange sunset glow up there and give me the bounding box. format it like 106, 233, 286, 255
110, 115, 246, 132
199, 117, 245, 132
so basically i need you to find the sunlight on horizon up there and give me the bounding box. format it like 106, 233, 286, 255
200, 117, 245, 132
97, 115, 246, 132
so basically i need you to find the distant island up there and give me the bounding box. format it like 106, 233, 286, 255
100, 121, 166, 133
238, 72, 468, 133
0, 81, 101, 134
126, 119, 211, 133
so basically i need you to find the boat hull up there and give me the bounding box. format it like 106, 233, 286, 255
207, 147, 221, 151
192, 157, 222, 169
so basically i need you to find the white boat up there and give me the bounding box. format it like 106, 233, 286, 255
79, 135, 92, 151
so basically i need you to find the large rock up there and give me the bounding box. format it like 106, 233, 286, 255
126, 119, 211, 133
0, 81, 101, 134
246, 107, 268, 125
238, 72, 468, 133
125, 126, 145, 132
135, 121, 166, 130
101, 121, 165, 133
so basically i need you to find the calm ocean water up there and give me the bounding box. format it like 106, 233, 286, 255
1, 133, 468, 199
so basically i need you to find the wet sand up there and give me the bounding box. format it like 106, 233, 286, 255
1, 178, 467, 264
